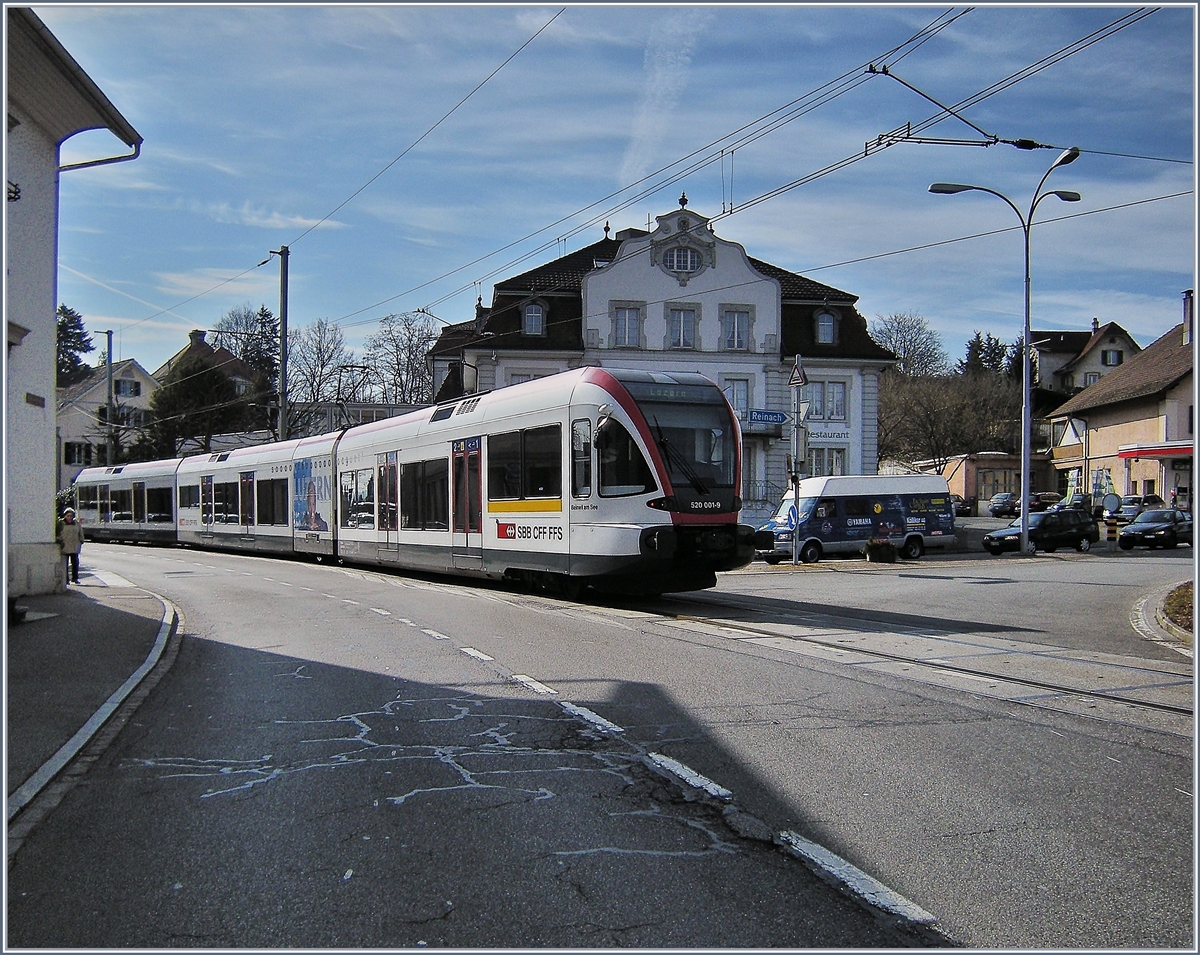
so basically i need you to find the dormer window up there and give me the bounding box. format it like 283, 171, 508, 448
523, 302, 545, 336
815, 309, 837, 344
662, 247, 702, 272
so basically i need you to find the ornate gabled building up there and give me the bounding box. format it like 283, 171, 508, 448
429, 200, 895, 520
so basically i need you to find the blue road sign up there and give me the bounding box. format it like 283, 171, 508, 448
748, 409, 789, 425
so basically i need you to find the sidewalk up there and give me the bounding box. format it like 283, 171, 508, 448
6, 567, 176, 826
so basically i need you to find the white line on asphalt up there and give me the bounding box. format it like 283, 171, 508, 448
645, 753, 733, 800
370, 608, 392, 616
512, 675, 557, 695
778, 830, 939, 927
559, 701, 624, 734
459, 647, 493, 661
422, 628, 449, 640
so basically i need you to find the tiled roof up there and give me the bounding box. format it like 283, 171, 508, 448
154, 333, 261, 384
1053, 322, 1142, 375
491, 238, 858, 304
55, 359, 150, 409
1052, 324, 1192, 417
493, 238, 624, 295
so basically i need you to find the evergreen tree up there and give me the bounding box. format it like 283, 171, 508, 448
56, 304, 95, 385
147, 353, 249, 454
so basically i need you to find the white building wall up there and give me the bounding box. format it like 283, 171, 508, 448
6, 108, 65, 594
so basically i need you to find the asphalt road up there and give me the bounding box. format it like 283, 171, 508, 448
7, 541, 1193, 948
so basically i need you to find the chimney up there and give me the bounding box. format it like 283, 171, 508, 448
189, 329, 207, 346
1091, 317, 1099, 333
1184, 290, 1194, 345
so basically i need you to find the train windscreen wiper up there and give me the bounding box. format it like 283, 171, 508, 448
653, 417, 709, 495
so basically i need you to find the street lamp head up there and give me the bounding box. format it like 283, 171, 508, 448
1049, 189, 1082, 202
928, 182, 976, 194
1052, 146, 1081, 169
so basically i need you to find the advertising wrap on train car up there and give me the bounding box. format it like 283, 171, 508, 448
293, 457, 331, 532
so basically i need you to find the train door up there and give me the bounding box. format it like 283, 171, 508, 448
98, 484, 111, 523
239, 471, 255, 538
200, 475, 215, 536
376, 451, 398, 555
133, 482, 146, 524
452, 437, 482, 569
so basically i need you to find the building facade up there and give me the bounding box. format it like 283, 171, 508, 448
6, 8, 142, 596
1033, 319, 1142, 394
56, 358, 159, 490
1050, 293, 1194, 510
431, 202, 895, 523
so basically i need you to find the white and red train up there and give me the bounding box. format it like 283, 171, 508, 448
71, 367, 756, 596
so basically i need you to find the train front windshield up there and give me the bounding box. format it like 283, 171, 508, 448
621, 380, 738, 508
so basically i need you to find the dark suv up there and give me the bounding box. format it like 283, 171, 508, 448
982, 509, 1100, 555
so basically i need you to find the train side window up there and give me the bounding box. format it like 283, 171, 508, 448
487, 432, 522, 500
597, 418, 656, 497
240, 472, 255, 526
523, 424, 561, 498
572, 419, 592, 498
256, 478, 288, 526
146, 486, 172, 523
179, 485, 200, 509
110, 488, 133, 521
133, 482, 147, 523
340, 468, 376, 529
377, 453, 397, 531
77, 484, 99, 511
400, 458, 447, 530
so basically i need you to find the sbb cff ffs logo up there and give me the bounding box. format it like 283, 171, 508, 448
496, 522, 563, 542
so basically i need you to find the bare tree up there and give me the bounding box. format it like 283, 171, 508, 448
878, 372, 1020, 470
869, 311, 949, 376
287, 318, 355, 405
362, 311, 437, 404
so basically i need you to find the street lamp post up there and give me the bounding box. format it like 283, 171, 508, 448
929, 146, 1081, 554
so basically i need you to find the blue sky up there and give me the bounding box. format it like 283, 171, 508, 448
33, 3, 1197, 375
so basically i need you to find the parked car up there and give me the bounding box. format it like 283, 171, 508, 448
1117, 509, 1193, 550
982, 509, 1100, 555
988, 493, 1018, 518
1105, 494, 1166, 525
950, 494, 971, 517
1017, 492, 1063, 513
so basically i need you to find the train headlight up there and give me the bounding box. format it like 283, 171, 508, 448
646, 496, 679, 511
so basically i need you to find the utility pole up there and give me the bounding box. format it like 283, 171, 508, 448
271, 245, 290, 439
105, 329, 114, 465
788, 358, 809, 565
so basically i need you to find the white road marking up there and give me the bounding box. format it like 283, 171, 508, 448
779, 830, 939, 927
559, 702, 623, 735
645, 753, 732, 801
512, 675, 557, 695
422, 628, 449, 641
459, 647, 493, 661
370, 608, 392, 616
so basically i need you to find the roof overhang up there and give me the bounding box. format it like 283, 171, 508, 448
1117, 441, 1194, 460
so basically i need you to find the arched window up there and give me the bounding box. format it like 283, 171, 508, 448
815, 310, 837, 344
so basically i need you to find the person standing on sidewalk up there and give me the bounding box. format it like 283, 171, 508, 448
57, 507, 84, 585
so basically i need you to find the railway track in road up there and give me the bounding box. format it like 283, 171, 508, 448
637, 592, 1194, 733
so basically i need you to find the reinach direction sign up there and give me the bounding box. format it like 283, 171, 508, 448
748, 409, 789, 425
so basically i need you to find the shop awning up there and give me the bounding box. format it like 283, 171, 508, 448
1117, 441, 1194, 460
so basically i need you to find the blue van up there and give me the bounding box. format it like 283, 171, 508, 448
754, 474, 955, 563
